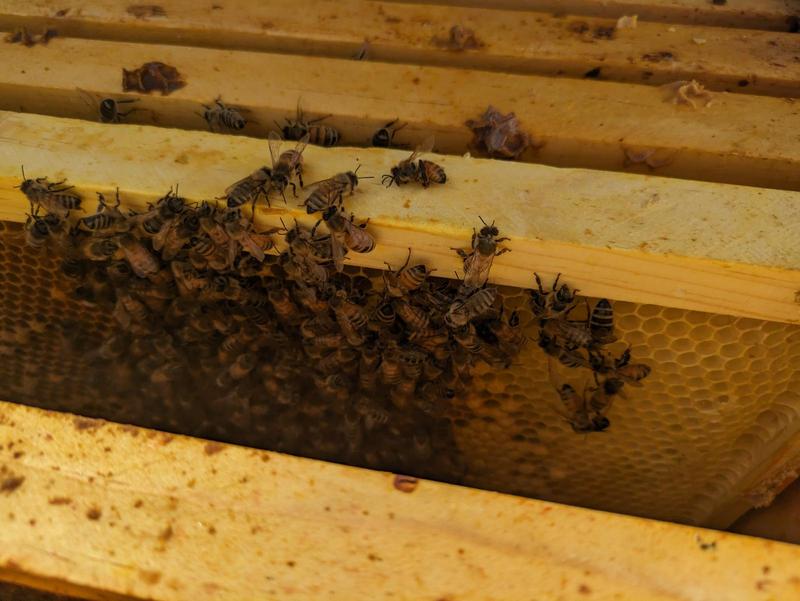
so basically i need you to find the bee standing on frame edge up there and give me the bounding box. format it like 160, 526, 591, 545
381, 136, 446, 188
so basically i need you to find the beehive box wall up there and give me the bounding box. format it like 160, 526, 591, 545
3, 220, 800, 525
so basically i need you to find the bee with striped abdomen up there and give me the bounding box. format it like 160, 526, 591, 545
381, 136, 446, 188
24, 205, 68, 249
17, 167, 82, 217
383, 248, 434, 298
267, 131, 309, 204
315, 206, 375, 272
556, 384, 610, 434
278, 98, 339, 147
589, 298, 617, 345
201, 96, 249, 132
445, 286, 497, 328
78, 189, 129, 235
302, 166, 367, 214
222, 166, 272, 210
452, 217, 510, 289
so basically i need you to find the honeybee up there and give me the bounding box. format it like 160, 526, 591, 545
530, 273, 579, 320
302, 167, 366, 214
78, 189, 129, 235
228, 353, 257, 380
331, 289, 369, 331
372, 300, 396, 328
541, 317, 592, 350
223, 166, 272, 209
538, 331, 590, 369
590, 350, 651, 387
129, 187, 186, 238
24, 206, 67, 248
372, 118, 406, 148
556, 384, 610, 434
444, 286, 497, 328
589, 298, 616, 345
77, 88, 140, 123
267, 286, 303, 324
16, 167, 82, 217
278, 98, 339, 147
190, 236, 231, 271
267, 131, 309, 203
316, 206, 375, 272
201, 96, 249, 132
119, 234, 161, 278
223, 209, 278, 262
587, 378, 625, 417
453, 323, 483, 354
156, 211, 198, 260
171, 261, 208, 295
383, 248, 434, 298
381, 136, 446, 188
489, 311, 528, 357
79, 236, 120, 261
393, 298, 430, 331
380, 351, 403, 385
452, 217, 510, 289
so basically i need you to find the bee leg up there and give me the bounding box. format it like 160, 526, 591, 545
295, 169, 304, 189
450, 247, 468, 260
494, 248, 511, 256
287, 182, 297, 199
471, 228, 477, 248
496, 237, 511, 243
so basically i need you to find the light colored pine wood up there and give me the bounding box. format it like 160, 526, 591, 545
0, 0, 798, 97
1, 400, 799, 601
384, 0, 800, 31
1, 111, 800, 324
1, 36, 800, 192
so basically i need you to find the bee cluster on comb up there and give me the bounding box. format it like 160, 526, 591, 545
15, 130, 649, 479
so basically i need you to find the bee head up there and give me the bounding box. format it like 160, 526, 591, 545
592, 416, 611, 432
233, 117, 246, 130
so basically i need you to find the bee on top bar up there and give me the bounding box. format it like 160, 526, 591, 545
266, 131, 309, 204
452, 217, 510, 289
381, 136, 446, 188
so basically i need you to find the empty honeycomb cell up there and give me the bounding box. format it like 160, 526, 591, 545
646, 333, 672, 350
634, 304, 663, 318
675, 351, 701, 367
617, 313, 643, 332
669, 336, 696, 353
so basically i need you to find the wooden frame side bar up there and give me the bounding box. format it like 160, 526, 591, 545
1, 400, 800, 601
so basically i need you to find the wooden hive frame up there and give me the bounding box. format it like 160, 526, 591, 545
1, 0, 800, 597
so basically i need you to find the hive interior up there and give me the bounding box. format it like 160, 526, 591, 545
1, 218, 799, 525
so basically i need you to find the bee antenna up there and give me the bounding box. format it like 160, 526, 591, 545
20, 165, 26, 180
478, 215, 489, 227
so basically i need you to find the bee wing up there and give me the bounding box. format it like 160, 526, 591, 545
268, 131, 283, 168
408, 135, 435, 161
151, 218, 176, 251
294, 133, 310, 154
329, 232, 346, 272
462, 253, 491, 288
223, 174, 254, 197
240, 233, 266, 262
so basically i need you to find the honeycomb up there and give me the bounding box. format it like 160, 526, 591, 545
1, 219, 800, 526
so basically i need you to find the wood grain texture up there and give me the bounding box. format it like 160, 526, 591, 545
384, 0, 800, 31
1, 400, 800, 601
1, 110, 800, 323
1, 36, 800, 192
0, 1, 798, 96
